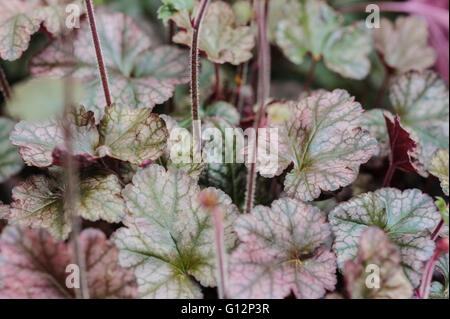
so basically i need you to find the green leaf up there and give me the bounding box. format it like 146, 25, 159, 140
430, 253, 449, 299
429, 150, 449, 196
375, 16, 436, 73
113, 165, 239, 298
8, 171, 125, 240
158, 0, 194, 22
31, 11, 189, 119
259, 90, 378, 202
435, 198, 449, 227
0, 117, 23, 183
171, 1, 255, 65
344, 227, 413, 299
228, 197, 337, 299
275, 0, 372, 79
329, 188, 441, 287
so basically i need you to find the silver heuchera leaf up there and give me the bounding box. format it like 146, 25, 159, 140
329, 188, 441, 287
276, 0, 372, 79
31, 11, 189, 119
361, 109, 390, 157
0, 227, 137, 298
171, 1, 255, 65
429, 150, 449, 196
389, 71, 449, 168
259, 90, 378, 202
113, 165, 239, 299
8, 172, 125, 240
0, 117, 23, 183
227, 198, 337, 299
344, 227, 413, 299
430, 253, 449, 299
375, 16, 436, 73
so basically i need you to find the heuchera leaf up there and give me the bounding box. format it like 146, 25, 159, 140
0, 227, 137, 298
158, 0, 194, 22
375, 16, 436, 73
227, 198, 337, 299
329, 188, 441, 287
0, 202, 8, 219
259, 90, 378, 202
344, 227, 413, 299
430, 253, 449, 299
8, 171, 125, 240
0, 0, 82, 61
171, 1, 255, 65
113, 165, 239, 298
0, 117, 23, 183
10, 104, 168, 167
31, 11, 189, 119
361, 109, 390, 157
275, 0, 372, 79
389, 71, 449, 168
384, 112, 426, 176
429, 150, 449, 196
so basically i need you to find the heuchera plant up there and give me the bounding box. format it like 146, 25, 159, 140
0, 0, 448, 300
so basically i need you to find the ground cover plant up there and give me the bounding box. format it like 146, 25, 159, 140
0, 0, 448, 299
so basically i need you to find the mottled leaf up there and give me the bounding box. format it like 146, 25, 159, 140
171, 1, 255, 65
430, 253, 449, 299
429, 150, 449, 196
344, 227, 413, 299
361, 109, 390, 157
0, 227, 137, 298
114, 165, 239, 298
31, 11, 189, 119
228, 198, 337, 299
0, 117, 23, 183
8, 172, 125, 240
276, 0, 372, 79
329, 188, 441, 287
389, 71, 449, 168
375, 16, 436, 73
259, 90, 378, 202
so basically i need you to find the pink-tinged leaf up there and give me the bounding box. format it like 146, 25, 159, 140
259, 90, 378, 202
171, 1, 255, 65
344, 227, 413, 299
8, 171, 125, 240
113, 165, 239, 299
0, 0, 83, 61
330, 188, 441, 287
228, 198, 337, 299
384, 113, 427, 176
31, 11, 189, 119
0, 227, 137, 298
0, 117, 23, 183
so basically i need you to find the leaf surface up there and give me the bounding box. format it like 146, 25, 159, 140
429, 150, 449, 196
0, 117, 23, 183
430, 253, 449, 299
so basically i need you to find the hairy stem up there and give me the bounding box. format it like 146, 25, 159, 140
245, 0, 271, 214
0, 64, 11, 100
418, 250, 439, 299
191, 0, 211, 162
382, 161, 396, 187
431, 219, 444, 242
85, 0, 112, 107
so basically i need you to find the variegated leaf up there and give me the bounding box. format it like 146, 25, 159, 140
389, 71, 449, 168
329, 188, 441, 287
113, 165, 239, 298
228, 198, 337, 299
8, 172, 125, 240
0, 117, 23, 183
0, 0, 82, 61
31, 11, 189, 119
430, 253, 449, 299
275, 0, 372, 79
375, 16, 436, 73
361, 109, 389, 157
344, 227, 413, 299
0, 227, 137, 298
429, 150, 449, 196
171, 1, 255, 65
259, 90, 378, 202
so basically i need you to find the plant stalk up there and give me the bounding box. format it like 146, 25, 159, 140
85, 0, 112, 107
214, 63, 221, 101
0, 64, 11, 100
213, 207, 227, 299
382, 161, 396, 187
303, 56, 318, 93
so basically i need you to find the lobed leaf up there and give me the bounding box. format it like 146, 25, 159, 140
429, 150, 449, 196
0, 227, 137, 298
259, 90, 378, 202
329, 188, 441, 287
171, 1, 255, 65
344, 227, 413, 299
228, 197, 337, 299
275, 0, 372, 79
375, 16, 436, 73
0, 117, 23, 183
114, 165, 239, 298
